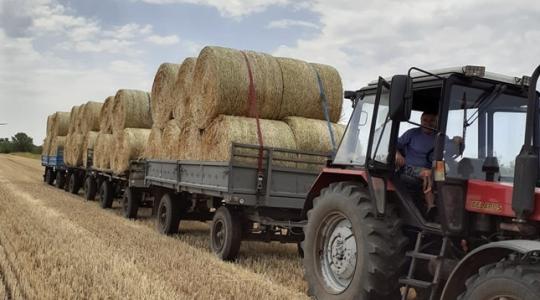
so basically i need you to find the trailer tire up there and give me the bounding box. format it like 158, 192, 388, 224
210, 206, 242, 261
458, 260, 540, 300
123, 187, 141, 219
156, 193, 181, 234
303, 181, 407, 300
55, 171, 65, 189
99, 181, 114, 208
68, 173, 82, 194
45, 168, 55, 185
84, 176, 97, 201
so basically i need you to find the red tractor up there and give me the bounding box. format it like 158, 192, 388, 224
302, 65, 540, 299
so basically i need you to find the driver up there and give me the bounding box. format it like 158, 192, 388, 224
395, 112, 463, 217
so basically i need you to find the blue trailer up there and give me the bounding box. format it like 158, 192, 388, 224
42, 147, 66, 187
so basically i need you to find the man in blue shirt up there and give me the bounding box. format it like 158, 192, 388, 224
395, 112, 463, 216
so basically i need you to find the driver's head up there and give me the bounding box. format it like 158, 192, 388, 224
421, 112, 437, 135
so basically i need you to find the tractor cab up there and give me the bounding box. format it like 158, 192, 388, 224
333, 66, 539, 233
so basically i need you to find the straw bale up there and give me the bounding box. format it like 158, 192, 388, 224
310, 63, 343, 122
111, 89, 152, 132
80, 101, 103, 133
82, 131, 99, 167
94, 133, 113, 171
144, 127, 165, 159
151, 63, 181, 129
65, 133, 84, 167
46, 115, 54, 136
68, 106, 81, 135
42, 136, 52, 156
49, 136, 66, 156
112, 128, 150, 174
202, 115, 297, 167
178, 123, 203, 161
172, 57, 197, 127
99, 96, 114, 133
285, 117, 345, 170
75, 103, 86, 134
277, 58, 342, 122
191, 46, 283, 129
51, 112, 70, 137
162, 120, 182, 159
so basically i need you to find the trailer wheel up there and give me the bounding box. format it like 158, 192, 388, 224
210, 206, 242, 261
45, 168, 55, 185
84, 176, 97, 201
122, 187, 141, 219
458, 260, 540, 300
99, 181, 114, 208
303, 182, 407, 300
55, 171, 66, 189
68, 173, 82, 194
156, 193, 181, 234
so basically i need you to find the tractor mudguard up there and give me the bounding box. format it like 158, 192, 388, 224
441, 240, 540, 300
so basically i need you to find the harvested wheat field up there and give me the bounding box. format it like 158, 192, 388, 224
0, 154, 308, 299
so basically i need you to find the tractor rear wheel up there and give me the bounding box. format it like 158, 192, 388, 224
99, 181, 114, 208
122, 187, 141, 219
156, 193, 181, 235
84, 176, 97, 201
55, 171, 65, 189
210, 206, 242, 261
458, 260, 540, 300
303, 182, 407, 300
68, 173, 81, 194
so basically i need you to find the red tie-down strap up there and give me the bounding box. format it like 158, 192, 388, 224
240, 51, 264, 186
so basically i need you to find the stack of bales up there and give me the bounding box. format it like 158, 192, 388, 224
145, 46, 345, 169
42, 112, 70, 157
93, 90, 151, 174
65, 102, 103, 167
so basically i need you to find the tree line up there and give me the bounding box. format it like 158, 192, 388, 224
0, 132, 42, 154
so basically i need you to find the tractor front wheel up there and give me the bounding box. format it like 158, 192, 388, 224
303, 182, 407, 300
458, 260, 540, 300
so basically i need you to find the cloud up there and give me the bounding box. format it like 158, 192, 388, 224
266, 19, 319, 29
145, 34, 180, 45
137, 0, 289, 17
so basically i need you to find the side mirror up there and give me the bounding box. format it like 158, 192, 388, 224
389, 75, 412, 122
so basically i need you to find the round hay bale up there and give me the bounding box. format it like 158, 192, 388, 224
172, 57, 197, 128
80, 101, 103, 133
151, 63, 181, 129
94, 133, 113, 171
42, 136, 52, 156
162, 120, 181, 159
202, 115, 297, 167
68, 106, 81, 135
285, 117, 345, 170
178, 123, 203, 161
49, 136, 66, 156
277, 58, 342, 122
82, 131, 99, 167
144, 127, 164, 159
74, 103, 86, 134
65, 133, 84, 167
46, 114, 54, 137
99, 96, 114, 133
310, 63, 343, 122
111, 89, 152, 132
191, 46, 283, 129
112, 128, 150, 174
51, 112, 70, 136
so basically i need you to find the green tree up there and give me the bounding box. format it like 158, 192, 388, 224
0, 138, 12, 153
11, 132, 34, 152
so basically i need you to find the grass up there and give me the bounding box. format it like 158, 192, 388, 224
8, 152, 41, 160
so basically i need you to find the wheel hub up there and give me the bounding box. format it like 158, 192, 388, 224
319, 213, 357, 294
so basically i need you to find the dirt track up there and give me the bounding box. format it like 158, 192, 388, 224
0, 155, 307, 299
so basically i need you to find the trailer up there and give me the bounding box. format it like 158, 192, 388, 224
42, 147, 67, 188
139, 143, 328, 260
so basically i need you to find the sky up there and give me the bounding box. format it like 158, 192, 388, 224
1, 0, 540, 144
